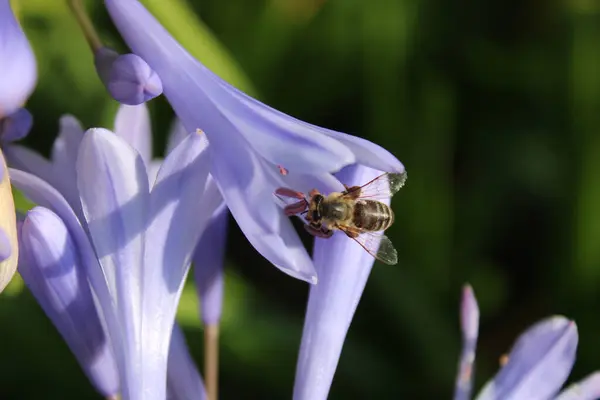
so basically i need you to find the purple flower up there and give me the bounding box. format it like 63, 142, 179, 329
95, 48, 163, 105
167, 323, 207, 400
104, 0, 404, 283
17, 207, 119, 397
456, 285, 600, 400
0, 0, 37, 119
293, 164, 389, 400
0, 148, 18, 292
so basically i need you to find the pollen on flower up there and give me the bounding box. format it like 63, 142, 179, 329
499, 353, 509, 367
277, 165, 289, 176
195, 128, 204, 136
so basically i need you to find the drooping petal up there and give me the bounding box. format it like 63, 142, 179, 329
454, 285, 480, 400
167, 323, 207, 400
104, 0, 355, 173
193, 201, 228, 325
556, 372, 600, 400
114, 104, 153, 166
476, 316, 578, 400
50, 115, 85, 217
0, 0, 37, 118
293, 164, 385, 400
18, 207, 119, 397
0, 148, 18, 292
77, 127, 150, 399
0, 108, 32, 143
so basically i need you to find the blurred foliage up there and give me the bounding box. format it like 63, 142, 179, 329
2, 0, 600, 398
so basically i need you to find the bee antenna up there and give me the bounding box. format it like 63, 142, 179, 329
301, 210, 308, 215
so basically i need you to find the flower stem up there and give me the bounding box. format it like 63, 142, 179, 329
67, 0, 103, 51
204, 323, 220, 400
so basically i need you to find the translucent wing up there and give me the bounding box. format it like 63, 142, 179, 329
339, 228, 398, 265
341, 172, 407, 201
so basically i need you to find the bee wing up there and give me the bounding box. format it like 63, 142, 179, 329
342, 172, 407, 201
339, 228, 398, 265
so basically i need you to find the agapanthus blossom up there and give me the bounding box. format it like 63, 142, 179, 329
455, 285, 600, 400
104, 0, 405, 283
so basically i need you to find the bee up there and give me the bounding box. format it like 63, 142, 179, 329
275, 172, 407, 265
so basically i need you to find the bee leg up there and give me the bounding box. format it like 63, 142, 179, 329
283, 200, 308, 216
341, 225, 361, 238
309, 189, 320, 197
342, 185, 362, 199
304, 223, 333, 238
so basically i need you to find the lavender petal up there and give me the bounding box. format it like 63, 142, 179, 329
114, 104, 153, 166
18, 207, 119, 397
454, 285, 480, 400
4, 144, 55, 188
167, 323, 207, 400
109, 54, 163, 105
556, 372, 600, 400
293, 165, 385, 400
193, 202, 228, 325
0, 108, 33, 143
475, 316, 578, 400
165, 119, 188, 156
0, 0, 37, 118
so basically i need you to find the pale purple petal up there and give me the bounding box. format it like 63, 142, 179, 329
193, 202, 227, 325
104, 0, 355, 173
18, 207, 119, 397
50, 115, 85, 217
293, 164, 385, 400
147, 159, 162, 187
0, 108, 32, 142
113, 104, 153, 165
476, 316, 578, 400
0, 0, 37, 118
556, 372, 600, 400
8, 168, 124, 376
454, 285, 480, 400
0, 227, 10, 262
77, 128, 150, 399
4, 144, 55, 187
167, 323, 206, 400
165, 119, 188, 156
0, 148, 17, 292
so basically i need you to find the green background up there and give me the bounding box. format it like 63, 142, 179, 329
2, 0, 600, 398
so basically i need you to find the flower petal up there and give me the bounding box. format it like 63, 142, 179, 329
4, 144, 56, 188
293, 164, 384, 400
77, 127, 150, 398
165, 119, 188, 156
475, 316, 578, 400
0, 149, 18, 292
193, 202, 227, 325
167, 323, 207, 400
114, 104, 153, 165
454, 285, 480, 400
556, 372, 600, 400
50, 115, 85, 217
0, 107, 33, 143
0, 0, 37, 118
18, 207, 119, 396
104, 0, 355, 173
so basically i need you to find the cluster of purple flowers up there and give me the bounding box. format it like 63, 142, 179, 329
0, 0, 599, 399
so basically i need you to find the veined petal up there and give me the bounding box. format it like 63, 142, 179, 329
167, 323, 207, 400
77, 128, 150, 399
454, 285, 480, 400
0, 0, 37, 118
210, 140, 316, 282
51, 115, 85, 217
18, 207, 119, 397
104, 0, 355, 173
556, 373, 600, 400
8, 168, 125, 379
293, 165, 384, 400
114, 104, 153, 166
0, 148, 17, 292
476, 316, 577, 400
0, 108, 33, 143
193, 202, 227, 325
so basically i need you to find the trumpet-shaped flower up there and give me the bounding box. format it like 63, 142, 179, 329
0, 0, 37, 118
455, 285, 600, 400
95, 47, 163, 105
17, 207, 119, 397
0, 148, 18, 291
104, 0, 405, 283
293, 164, 389, 400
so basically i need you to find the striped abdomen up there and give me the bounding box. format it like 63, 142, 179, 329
352, 200, 394, 232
